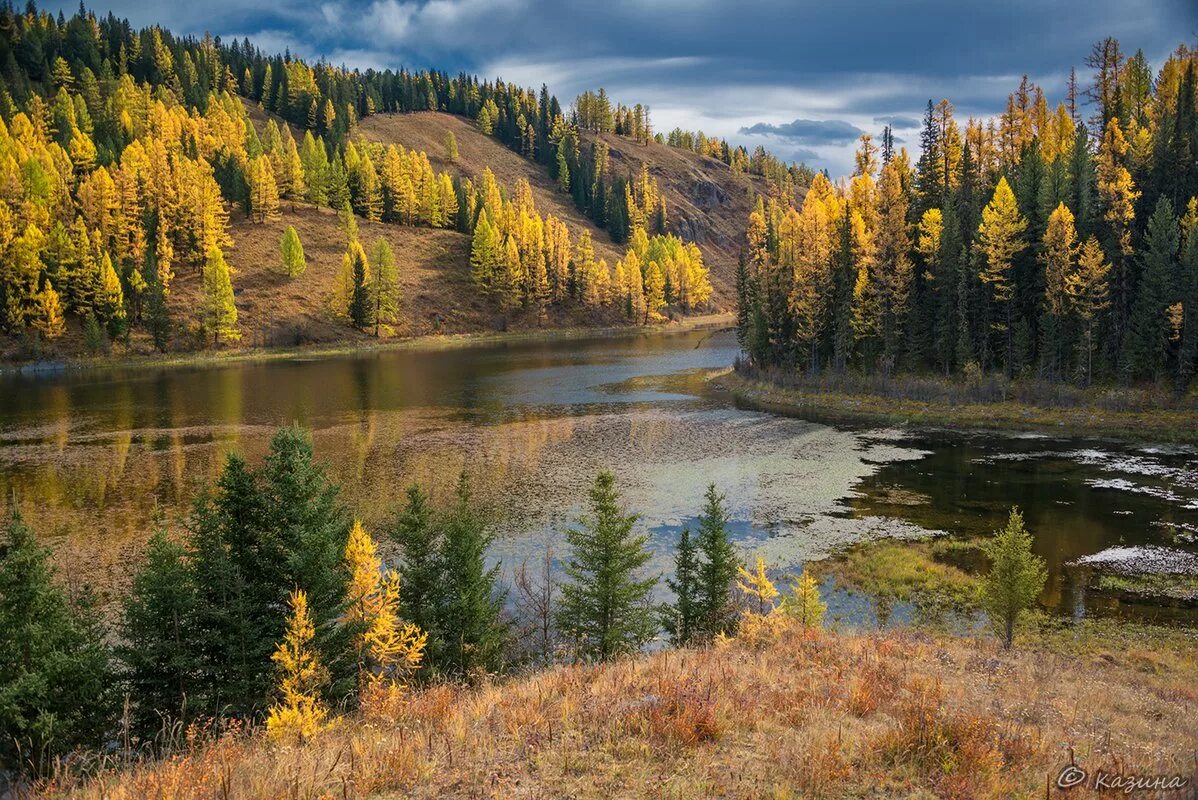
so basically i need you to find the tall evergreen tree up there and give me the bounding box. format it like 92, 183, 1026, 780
436, 474, 508, 678
0, 511, 115, 773
1121, 196, 1178, 382
557, 471, 658, 662
694, 483, 740, 640
662, 527, 699, 646
387, 485, 443, 669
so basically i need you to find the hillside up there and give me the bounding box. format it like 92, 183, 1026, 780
591, 131, 773, 304
47, 621, 1197, 798
358, 112, 767, 307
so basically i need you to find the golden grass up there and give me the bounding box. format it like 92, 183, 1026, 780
36, 620, 1197, 799
718, 370, 1198, 443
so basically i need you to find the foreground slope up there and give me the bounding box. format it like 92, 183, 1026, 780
53, 623, 1196, 798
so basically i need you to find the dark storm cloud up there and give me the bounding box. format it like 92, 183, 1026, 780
739, 119, 864, 146
44, 0, 1196, 174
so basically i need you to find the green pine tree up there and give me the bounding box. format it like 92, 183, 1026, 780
557, 471, 659, 661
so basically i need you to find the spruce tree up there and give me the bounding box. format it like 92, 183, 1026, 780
387, 485, 443, 665
662, 527, 699, 646
557, 471, 658, 662
1121, 196, 1178, 383
119, 529, 196, 735
1178, 199, 1198, 392
436, 474, 508, 678
0, 511, 116, 773
694, 483, 739, 640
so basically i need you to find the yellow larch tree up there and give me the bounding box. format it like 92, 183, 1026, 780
737, 556, 779, 616
977, 176, 1027, 372
265, 590, 331, 742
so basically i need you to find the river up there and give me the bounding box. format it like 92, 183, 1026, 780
2, 328, 1196, 624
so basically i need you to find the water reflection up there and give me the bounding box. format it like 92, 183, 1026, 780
1, 329, 1196, 625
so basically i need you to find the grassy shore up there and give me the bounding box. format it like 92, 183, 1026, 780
36, 616, 1197, 799
714, 367, 1198, 443
1, 313, 735, 378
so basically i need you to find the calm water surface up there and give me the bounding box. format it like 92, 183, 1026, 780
2, 329, 1196, 623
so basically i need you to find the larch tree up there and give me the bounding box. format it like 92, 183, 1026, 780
201, 246, 239, 346
872, 159, 914, 372
982, 508, 1047, 649
279, 225, 306, 277
1041, 203, 1078, 375
1068, 236, 1112, 385
977, 176, 1028, 374
444, 130, 458, 163
781, 572, 826, 631
737, 556, 779, 616
265, 590, 330, 742
342, 521, 426, 708
1095, 118, 1140, 344
368, 238, 400, 337
33, 282, 66, 339
248, 155, 280, 223
557, 471, 658, 662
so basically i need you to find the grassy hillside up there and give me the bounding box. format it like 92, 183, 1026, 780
592, 131, 772, 304
43, 620, 1197, 798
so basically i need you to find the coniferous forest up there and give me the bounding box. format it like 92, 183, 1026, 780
2, 3, 1198, 797
737, 45, 1198, 392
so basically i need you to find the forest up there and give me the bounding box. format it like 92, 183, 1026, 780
0, 2, 723, 357
737, 43, 1198, 391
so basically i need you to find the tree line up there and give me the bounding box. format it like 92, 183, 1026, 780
738, 42, 1198, 390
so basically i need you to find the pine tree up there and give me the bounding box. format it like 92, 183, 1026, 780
977, 177, 1028, 374
280, 225, 306, 277
368, 238, 400, 337
982, 508, 1047, 649
737, 556, 778, 616
437, 474, 507, 678
119, 529, 197, 734
1121, 196, 1178, 382
780, 571, 826, 630
662, 527, 699, 646
201, 246, 239, 346
265, 590, 330, 741
557, 471, 658, 662
0, 511, 115, 773
694, 483, 739, 640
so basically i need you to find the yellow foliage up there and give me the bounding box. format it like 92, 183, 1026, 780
265, 590, 331, 742
343, 520, 427, 712
737, 556, 779, 615
780, 572, 826, 631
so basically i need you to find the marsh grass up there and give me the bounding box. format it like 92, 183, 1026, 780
720, 366, 1198, 442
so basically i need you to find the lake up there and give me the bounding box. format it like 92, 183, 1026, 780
2, 328, 1196, 624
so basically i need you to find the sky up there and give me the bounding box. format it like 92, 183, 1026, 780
45, 0, 1198, 176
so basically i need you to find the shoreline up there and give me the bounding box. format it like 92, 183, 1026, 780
0, 313, 736, 379
711, 369, 1198, 444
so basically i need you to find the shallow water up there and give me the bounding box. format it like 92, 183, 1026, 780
1, 329, 1196, 624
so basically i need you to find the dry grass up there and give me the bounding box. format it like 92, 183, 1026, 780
33, 621, 1198, 799
719, 368, 1198, 443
